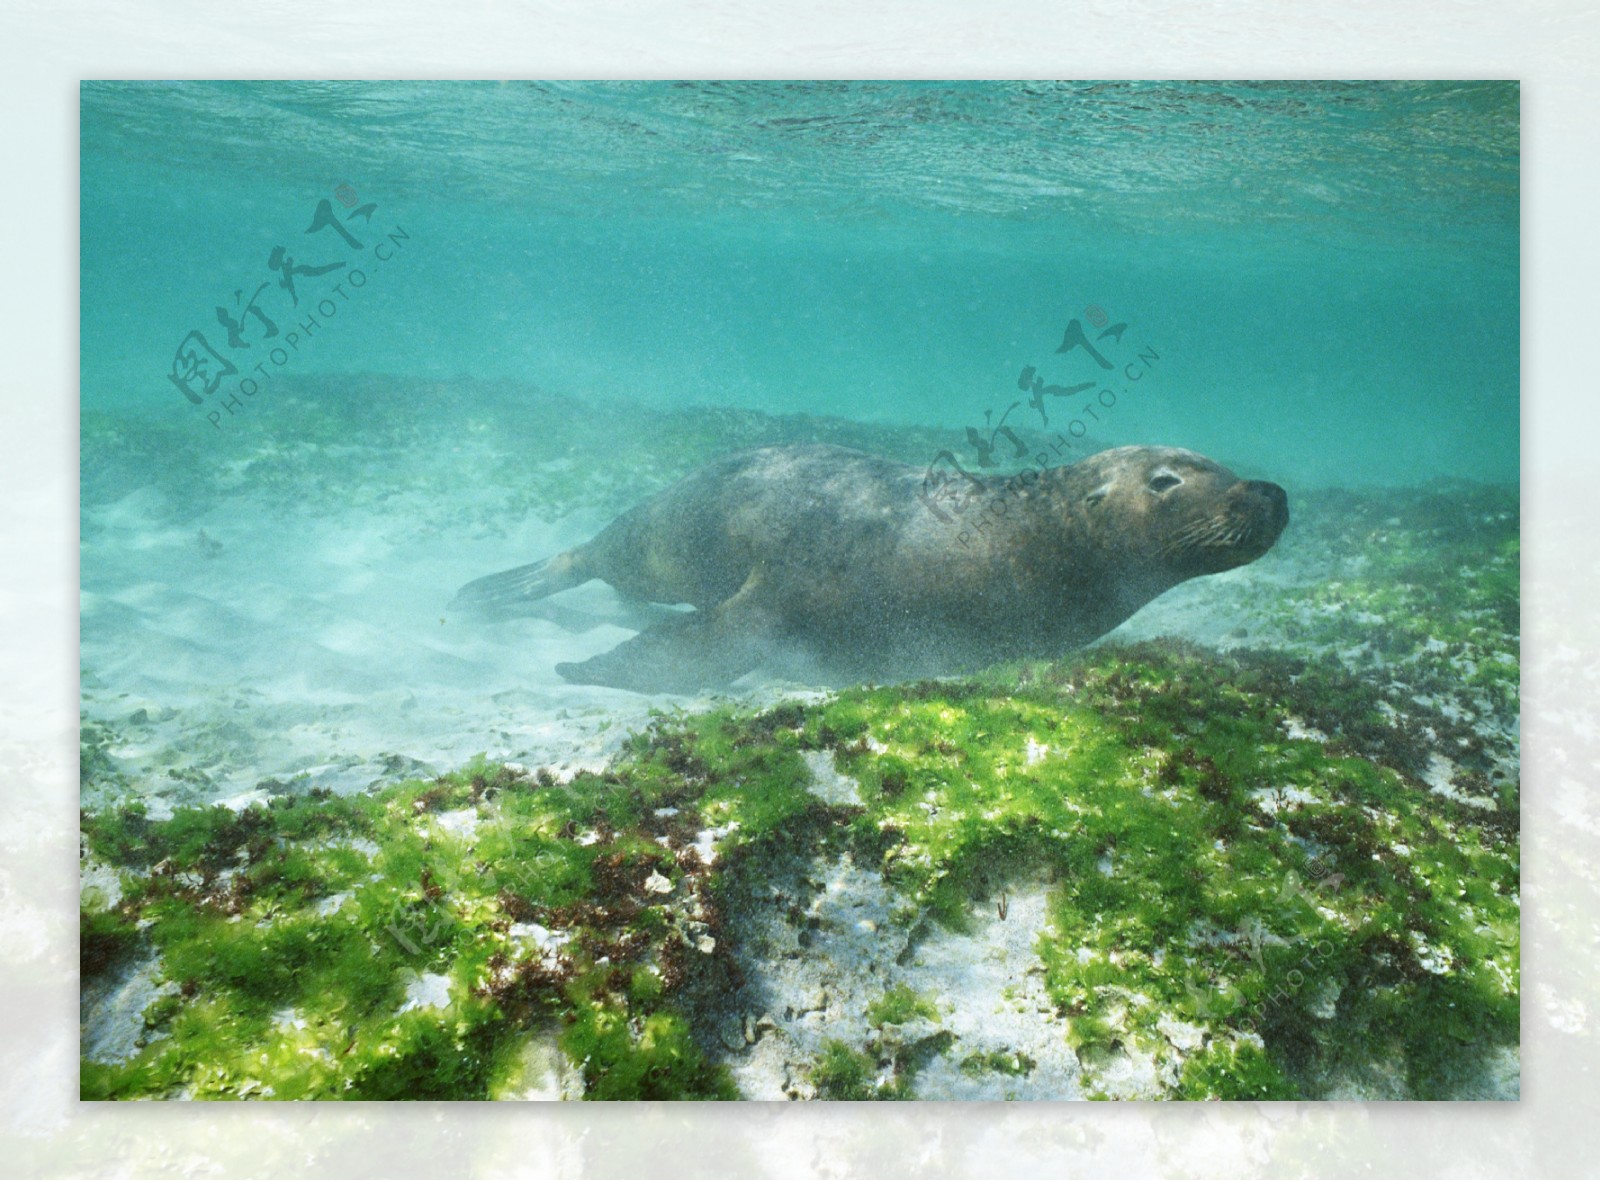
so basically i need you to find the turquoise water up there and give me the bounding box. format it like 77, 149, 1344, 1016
78, 81, 1522, 1102
81, 80, 1517, 489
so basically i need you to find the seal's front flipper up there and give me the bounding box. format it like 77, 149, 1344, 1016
556, 569, 773, 693
451, 551, 587, 618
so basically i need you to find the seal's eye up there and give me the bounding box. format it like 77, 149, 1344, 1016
1148, 472, 1183, 494
1085, 485, 1110, 507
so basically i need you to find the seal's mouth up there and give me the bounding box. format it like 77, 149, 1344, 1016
1165, 479, 1290, 573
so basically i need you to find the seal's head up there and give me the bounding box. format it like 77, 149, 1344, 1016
1063, 445, 1289, 586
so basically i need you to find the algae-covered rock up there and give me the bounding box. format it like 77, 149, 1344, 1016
78, 474, 1519, 1100
80, 632, 1519, 1100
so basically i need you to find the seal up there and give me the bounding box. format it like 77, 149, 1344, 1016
451, 443, 1288, 693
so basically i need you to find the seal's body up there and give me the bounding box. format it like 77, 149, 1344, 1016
452, 443, 1288, 693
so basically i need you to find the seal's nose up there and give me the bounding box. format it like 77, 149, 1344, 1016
1244, 480, 1290, 532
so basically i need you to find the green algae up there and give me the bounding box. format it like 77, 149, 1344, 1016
79, 900, 139, 979
807, 1020, 950, 1101
867, 984, 940, 1028
80, 758, 740, 1100
78, 455, 1520, 1102
81, 635, 1518, 1100
1268, 484, 1519, 738
960, 1048, 1037, 1078
810, 1039, 903, 1100
82, 378, 1520, 1101
800, 646, 1516, 1098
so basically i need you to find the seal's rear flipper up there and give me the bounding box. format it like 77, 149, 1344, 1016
556, 570, 773, 693
451, 551, 586, 618
555, 611, 770, 693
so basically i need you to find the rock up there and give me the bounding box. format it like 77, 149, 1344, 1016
1156, 1016, 1207, 1052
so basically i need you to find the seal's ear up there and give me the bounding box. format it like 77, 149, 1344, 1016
1085, 483, 1112, 507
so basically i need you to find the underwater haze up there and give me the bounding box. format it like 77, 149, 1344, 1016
80, 81, 1520, 1102
81, 80, 1518, 487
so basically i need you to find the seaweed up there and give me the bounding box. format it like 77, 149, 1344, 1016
78, 481, 1519, 1100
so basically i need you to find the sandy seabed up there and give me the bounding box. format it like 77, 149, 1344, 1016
78, 383, 1520, 1100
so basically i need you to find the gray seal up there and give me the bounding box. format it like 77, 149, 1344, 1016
452, 443, 1288, 693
